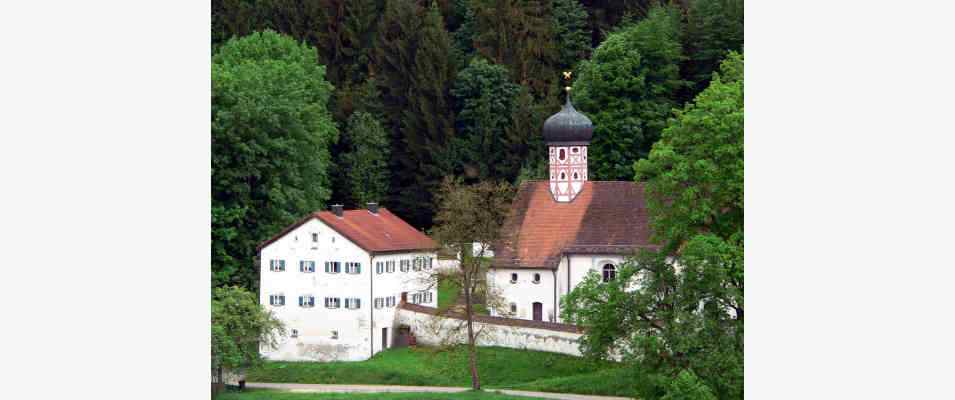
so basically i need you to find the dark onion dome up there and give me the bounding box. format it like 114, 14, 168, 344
542, 94, 593, 144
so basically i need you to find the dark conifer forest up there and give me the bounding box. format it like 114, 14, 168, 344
212, 0, 743, 290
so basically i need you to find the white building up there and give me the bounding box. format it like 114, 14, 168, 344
257, 203, 438, 361
488, 94, 658, 323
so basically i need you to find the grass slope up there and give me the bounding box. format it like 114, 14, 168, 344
507, 368, 639, 398
218, 389, 548, 400
248, 346, 615, 388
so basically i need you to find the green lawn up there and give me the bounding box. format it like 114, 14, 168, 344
248, 346, 617, 389
507, 367, 639, 398
437, 279, 461, 309
218, 389, 548, 400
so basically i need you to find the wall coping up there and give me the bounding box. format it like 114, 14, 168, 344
397, 303, 583, 334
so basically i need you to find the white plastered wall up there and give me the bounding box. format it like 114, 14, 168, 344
486, 268, 557, 322
258, 217, 436, 361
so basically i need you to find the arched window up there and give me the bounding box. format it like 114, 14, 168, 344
602, 263, 616, 282
558, 148, 566, 161
572, 172, 579, 180
560, 172, 566, 180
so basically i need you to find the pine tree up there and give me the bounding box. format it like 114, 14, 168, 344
342, 111, 391, 207
682, 0, 744, 98
551, 0, 591, 71
470, 0, 558, 98
375, 0, 457, 228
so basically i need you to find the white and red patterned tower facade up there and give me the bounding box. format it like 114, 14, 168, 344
542, 89, 593, 202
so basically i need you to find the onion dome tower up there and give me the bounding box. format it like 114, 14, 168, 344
543, 74, 593, 202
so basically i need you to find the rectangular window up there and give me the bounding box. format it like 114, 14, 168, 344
269, 294, 285, 306
325, 261, 341, 274
312, 233, 318, 242
300, 260, 316, 273
331, 330, 339, 340
376, 261, 384, 274
386, 261, 395, 273
400, 259, 410, 272
374, 297, 383, 309
411, 293, 420, 304
270, 259, 286, 272
426, 292, 433, 303
345, 298, 361, 309
324, 297, 340, 309
386, 296, 395, 307
510, 273, 518, 283
298, 295, 315, 308
345, 262, 361, 274
290, 328, 298, 338
425, 257, 433, 270
413, 258, 421, 271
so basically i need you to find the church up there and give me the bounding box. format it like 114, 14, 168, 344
487, 90, 658, 323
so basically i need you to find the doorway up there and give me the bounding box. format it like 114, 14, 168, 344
532, 302, 543, 321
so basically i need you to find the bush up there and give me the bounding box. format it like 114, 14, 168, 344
662, 370, 717, 400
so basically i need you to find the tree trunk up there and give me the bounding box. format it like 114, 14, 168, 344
463, 272, 481, 390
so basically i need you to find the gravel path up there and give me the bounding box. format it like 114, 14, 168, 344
246, 382, 633, 400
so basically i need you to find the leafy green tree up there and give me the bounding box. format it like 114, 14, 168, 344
683, 0, 744, 97
635, 51, 743, 248
212, 286, 285, 378
212, 30, 338, 289
551, 0, 591, 71
573, 4, 687, 180
342, 111, 391, 207
450, 58, 521, 181
562, 54, 743, 400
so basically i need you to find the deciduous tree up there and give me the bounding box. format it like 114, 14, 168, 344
562, 53, 743, 400
429, 177, 514, 390
212, 286, 285, 379
573, 4, 687, 180
212, 30, 338, 289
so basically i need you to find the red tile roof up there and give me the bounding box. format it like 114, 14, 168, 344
492, 181, 658, 269
256, 208, 437, 254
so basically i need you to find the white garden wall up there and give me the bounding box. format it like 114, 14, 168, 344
395, 304, 583, 357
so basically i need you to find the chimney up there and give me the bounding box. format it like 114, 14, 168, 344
367, 202, 379, 214
331, 204, 343, 217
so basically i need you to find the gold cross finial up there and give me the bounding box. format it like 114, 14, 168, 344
563, 71, 572, 80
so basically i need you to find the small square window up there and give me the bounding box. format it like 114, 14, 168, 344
533, 273, 541, 284
510, 273, 518, 283
330, 330, 339, 340
290, 329, 298, 338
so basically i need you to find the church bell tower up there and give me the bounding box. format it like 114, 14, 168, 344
542, 73, 594, 202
